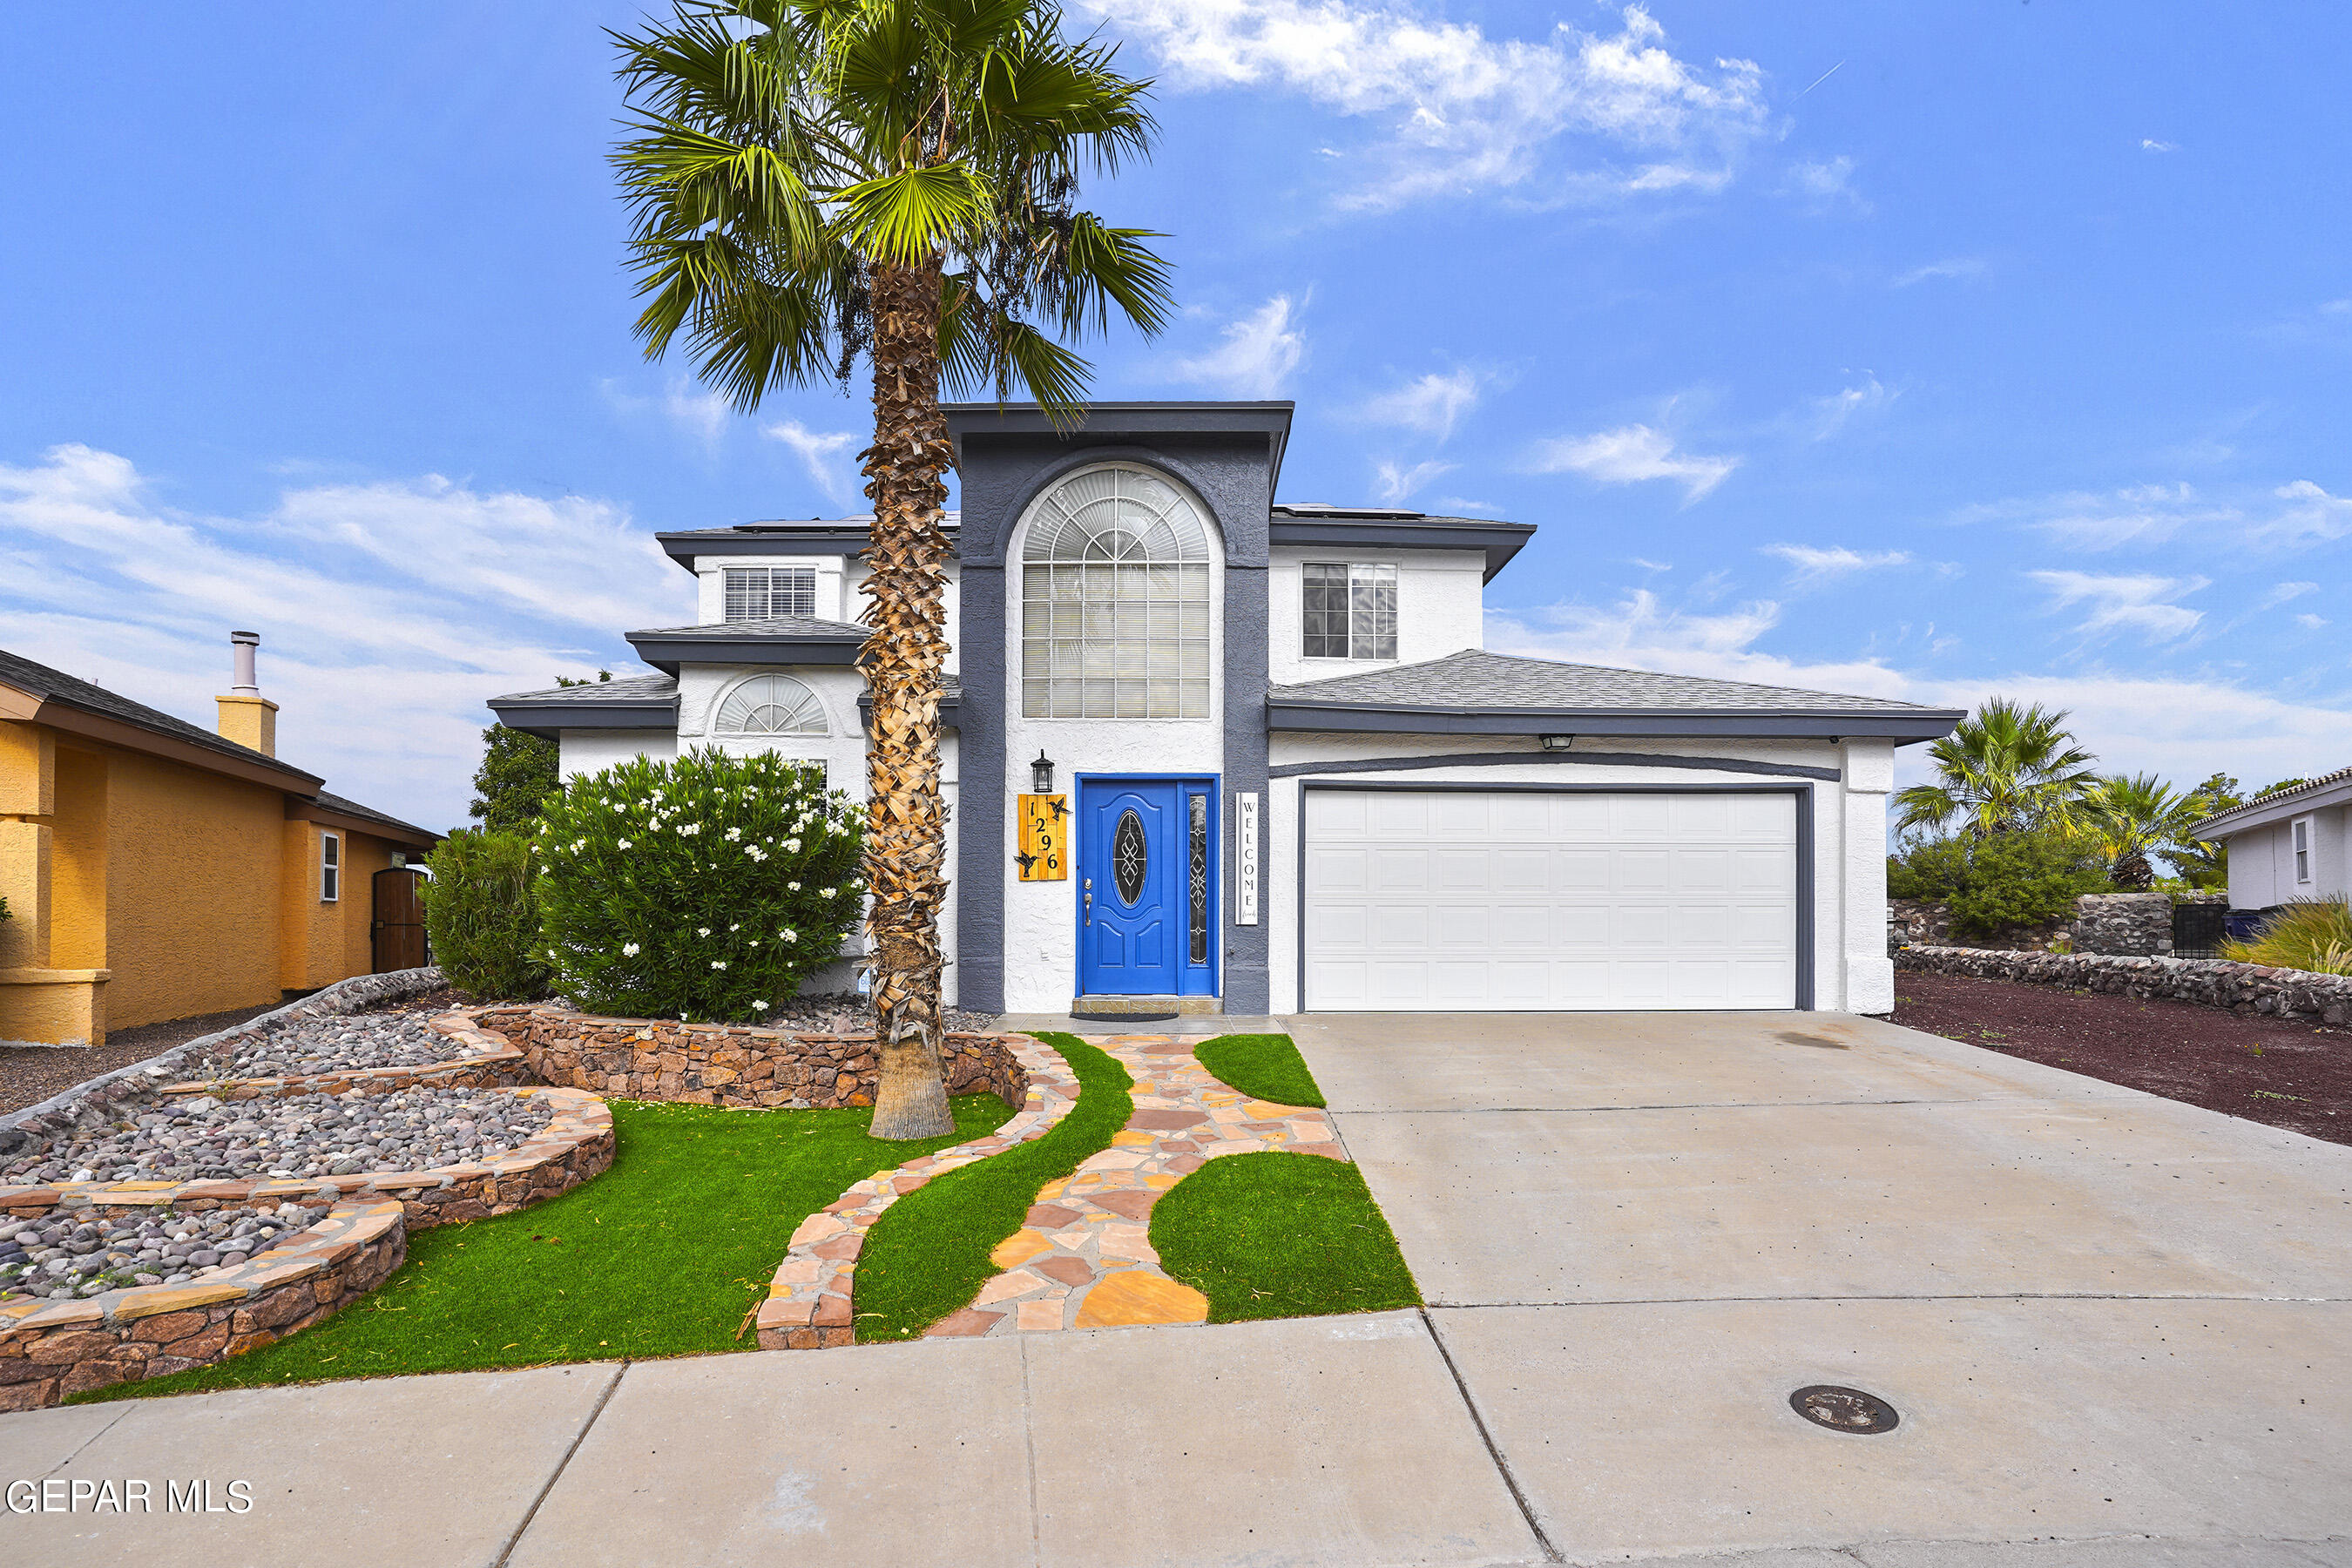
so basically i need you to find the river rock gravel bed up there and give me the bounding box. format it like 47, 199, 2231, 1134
0, 1085, 558, 1186
0, 1201, 330, 1301
219, 1012, 463, 1080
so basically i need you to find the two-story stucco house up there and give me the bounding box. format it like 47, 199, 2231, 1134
490, 402, 1961, 1018
2193, 766, 2352, 909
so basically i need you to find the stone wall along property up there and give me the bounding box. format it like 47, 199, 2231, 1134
473, 1004, 1031, 1112
1895, 945, 2352, 1026
0, 1196, 405, 1410
1890, 891, 2184, 956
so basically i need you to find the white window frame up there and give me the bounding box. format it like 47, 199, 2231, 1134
2292, 815, 2315, 886
1301, 561, 1398, 662
723, 565, 818, 621
320, 831, 341, 903
712, 673, 831, 739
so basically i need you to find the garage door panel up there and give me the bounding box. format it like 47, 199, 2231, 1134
1304, 787, 1798, 1011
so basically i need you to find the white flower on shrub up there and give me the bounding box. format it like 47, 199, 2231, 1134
785, 838, 801, 852
787, 881, 801, 891
725, 827, 741, 841
698, 927, 712, 937
728, 923, 740, 931
617, 838, 632, 849
622, 943, 640, 956
820, 887, 836, 898
781, 929, 798, 943
752, 999, 768, 1011
710, 960, 728, 970
679, 822, 701, 837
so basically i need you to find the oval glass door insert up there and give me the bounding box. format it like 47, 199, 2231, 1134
1112, 809, 1148, 904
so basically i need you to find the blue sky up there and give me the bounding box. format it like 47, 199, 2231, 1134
2, 1, 2346, 831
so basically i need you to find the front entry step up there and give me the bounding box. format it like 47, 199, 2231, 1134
1067, 995, 1222, 1017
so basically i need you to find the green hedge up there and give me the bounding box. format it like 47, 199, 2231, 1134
421, 830, 550, 1001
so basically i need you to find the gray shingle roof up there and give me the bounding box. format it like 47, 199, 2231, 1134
626, 616, 865, 640
0, 645, 320, 782
491, 673, 679, 705
310, 791, 437, 842
1269, 649, 1950, 714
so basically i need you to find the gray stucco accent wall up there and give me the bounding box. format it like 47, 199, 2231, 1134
951, 419, 1284, 1014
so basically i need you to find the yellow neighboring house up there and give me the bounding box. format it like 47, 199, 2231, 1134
0, 633, 438, 1046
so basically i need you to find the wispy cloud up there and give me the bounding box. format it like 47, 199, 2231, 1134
1077, 0, 1768, 210
2261, 581, 2320, 608
2140, 138, 2179, 153
1807, 373, 1896, 439
2295, 612, 2330, 629
1762, 543, 1911, 585
1529, 423, 1739, 502
2256, 479, 2352, 545
1783, 154, 1866, 214
1893, 257, 1985, 287
1362, 368, 1484, 439
600, 377, 738, 450
1373, 458, 1455, 503
2027, 569, 2209, 642
1174, 295, 1306, 395
1970, 478, 2352, 551
761, 420, 863, 510
0, 444, 693, 833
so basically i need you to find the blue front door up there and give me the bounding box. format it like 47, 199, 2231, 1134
1078, 778, 1216, 997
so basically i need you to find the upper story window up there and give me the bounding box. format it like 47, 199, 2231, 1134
725, 566, 817, 621
1021, 464, 1211, 719
715, 674, 829, 737
1302, 563, 1396, 660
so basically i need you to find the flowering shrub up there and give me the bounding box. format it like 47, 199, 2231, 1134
534, 748, 863, 1021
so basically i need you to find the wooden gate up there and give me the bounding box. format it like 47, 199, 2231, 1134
371, 866, 429, 972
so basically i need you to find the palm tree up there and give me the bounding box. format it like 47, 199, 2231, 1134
2081, 773, 2207, 889
1893, 698, 2100, 840
612, 0, 1174, 1137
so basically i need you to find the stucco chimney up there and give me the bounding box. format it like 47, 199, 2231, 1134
215, 630, 279, 757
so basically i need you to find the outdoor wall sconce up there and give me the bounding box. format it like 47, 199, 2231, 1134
1538, 734, 1577, 752
1031, 751, 1056, 793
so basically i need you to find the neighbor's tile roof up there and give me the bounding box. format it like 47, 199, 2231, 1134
1268, 648, 1950, 714
2192, 763, 2352, 837
0, 645, 319, 781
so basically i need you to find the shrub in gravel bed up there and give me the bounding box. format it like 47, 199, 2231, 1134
424, 830, 551, 1001
224, 1014, 458, 1079
1, 1086, 556, 1186
535, 748, 863, 1024
0, 1202, 328, 1301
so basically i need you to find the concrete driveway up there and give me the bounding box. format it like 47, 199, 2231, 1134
1289, 1009, 2352, 1563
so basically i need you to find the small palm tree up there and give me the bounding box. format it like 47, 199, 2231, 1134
1893, 698, 2100, 840
2082, 773, 2207, 889
613, 0, 1175, 1137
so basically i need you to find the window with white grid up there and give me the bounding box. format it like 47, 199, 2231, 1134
714, 674, 829, 737
1301, 563, 1396, 660
1020, 465, 1212, 719
723, 566, 817, 621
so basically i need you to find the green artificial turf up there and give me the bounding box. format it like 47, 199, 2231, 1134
1149, 1150, 1419, 1322
1193, 1032, 1325, 1107
71, 1094, 1012, 1401
850, 1032, 1132, 1342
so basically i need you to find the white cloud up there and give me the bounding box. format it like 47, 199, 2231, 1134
0, 444, 693, 833
1362, 368, 1484, 438
1974, 478, 2352, 551
1528, 423, 1739, 501
2027, 569, 2209, 642
1893, 257, 1985, 287
2261, 581, 2320, 607
1078, 0, 1768, 209
601, 376, 738, 449
762, 420, 863, 510
1784, 154, 1866, 213
1373, 458, 1454, 503
1807, 373, 1896, 439
2256, 479, 2352, 545
1761, 543, 1912, 585
2295, 612, 2330, 629
2141, 139, 2179, 153
1174, 295, 1306, 395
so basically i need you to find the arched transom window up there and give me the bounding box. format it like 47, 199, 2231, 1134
1021, 464, 1211, 719
714, 674, 828, 737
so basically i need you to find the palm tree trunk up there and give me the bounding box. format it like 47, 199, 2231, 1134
860, 254, 956, 1140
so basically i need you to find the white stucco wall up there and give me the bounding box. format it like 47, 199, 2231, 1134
1264, 732, 1889, 1015
1267, 547, 1486, 686
560, 728, 676, 778
685, 551, 961, 677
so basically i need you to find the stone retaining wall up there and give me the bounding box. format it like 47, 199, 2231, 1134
0, 1196, 405, 1410
473, 1005, 1031, 1112
0, 1086, 615, 1239
1890, 892, 2203, 956
163, 1010, 528, 1101
1896, 944, 2352, 1025
0, 967, 449, 1166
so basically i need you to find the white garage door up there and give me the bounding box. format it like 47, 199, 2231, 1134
1303, 787, 1799, 1011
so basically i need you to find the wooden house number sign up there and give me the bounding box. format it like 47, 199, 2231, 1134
1016, 794, 1069, 881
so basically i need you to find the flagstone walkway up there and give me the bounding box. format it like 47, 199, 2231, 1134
925, 1035, 1347, 1339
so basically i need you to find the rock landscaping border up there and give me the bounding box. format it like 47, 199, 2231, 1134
1896, 944, 2352, 1026
162, 1010, 528, 1101
755, 1031, 1079, 1350
0, 1195, 405, 1410
1889, 891, 2200, 956
0, 1087, 615, 1237
473, 1004, 1031, 1112
0, 967, 449, 1167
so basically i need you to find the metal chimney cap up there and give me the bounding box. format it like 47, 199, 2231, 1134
230, 630, 261, 645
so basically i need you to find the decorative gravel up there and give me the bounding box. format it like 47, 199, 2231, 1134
220, 1013, 461, 1080
0, 1085, 558, 1187
0, 1201, 330, 1301
707, 993, 998, 1036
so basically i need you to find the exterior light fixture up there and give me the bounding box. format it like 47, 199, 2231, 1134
1031, 751, 1056, 793
1538, 734, 1576, 752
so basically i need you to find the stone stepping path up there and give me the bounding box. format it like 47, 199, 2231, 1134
924, 1035, 1346, 1340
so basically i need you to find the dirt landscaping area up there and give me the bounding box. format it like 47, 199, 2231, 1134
1893, 969, 2352, 1146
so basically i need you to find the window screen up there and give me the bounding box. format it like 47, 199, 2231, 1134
1301, 563, 1396, 660
1020, 465, 1212, 719
321, 833, 341, 902
723, 566, 818, 621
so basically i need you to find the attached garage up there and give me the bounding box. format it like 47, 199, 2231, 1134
1301, 785, 1804, 1012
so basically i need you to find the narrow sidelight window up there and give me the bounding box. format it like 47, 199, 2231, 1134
1187, 792, 1209, 964
723, 566, 818, 621
320, 832, 341, 902
1301, 563, 1396, 660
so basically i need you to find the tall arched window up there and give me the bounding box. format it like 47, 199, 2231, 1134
1020, 463, 1212, 719
713, 674, 829, 737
